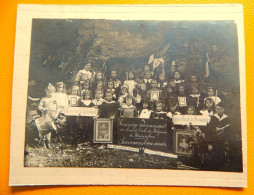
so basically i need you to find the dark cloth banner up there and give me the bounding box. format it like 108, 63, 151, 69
117, 118, 168, 152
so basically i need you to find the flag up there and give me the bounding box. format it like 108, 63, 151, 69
152, 58, 165, 70
159, 42, 170, 58
152, 58, 160, 70
204, 52, 210, 78
148, 54, 155, 64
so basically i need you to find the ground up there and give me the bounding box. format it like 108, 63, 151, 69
24, 140, 180, 169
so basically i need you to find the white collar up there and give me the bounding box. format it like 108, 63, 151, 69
105, 100, 116, 104
190, 94, 200, 98
121, 104, 135, 109
155, 111, 166, 114
81, 100, 92, 106
214, 113, 228, 121
80, 69, 91, 73
174, 79, 183, 83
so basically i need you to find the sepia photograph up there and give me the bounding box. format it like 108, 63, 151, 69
94, 118, 113, 143
9, 4, 246, 187
174, 131, 194, 156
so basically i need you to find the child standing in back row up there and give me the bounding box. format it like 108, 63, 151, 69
123, 71, 137, 96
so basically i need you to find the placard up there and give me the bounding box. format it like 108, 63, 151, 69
117, 118, 168, 152
66, 107, 98, 116
172, 115, 210, 126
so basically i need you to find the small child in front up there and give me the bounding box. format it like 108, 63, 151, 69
119, 95, 138, 118
138, 99, 152, 119
151, 101, 167, 119
36, 83, 58, 149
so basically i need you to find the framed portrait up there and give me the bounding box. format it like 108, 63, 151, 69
93, 118, 113, 143
151, 91, 160, 101
174, 131, 194, 156
178, 97, 187, 107
70, 96, 79, 106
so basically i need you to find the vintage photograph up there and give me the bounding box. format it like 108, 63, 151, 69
23, 17, 243, 172
94, 118, 113, 143
9, 5, 246, 187
174, 131, 194, 156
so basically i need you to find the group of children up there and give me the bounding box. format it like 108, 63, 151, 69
35, 62, 232, 169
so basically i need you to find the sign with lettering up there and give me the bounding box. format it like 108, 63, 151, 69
66, 107, 98, 117
117, 118, 168, 152
172, 115, 210, 126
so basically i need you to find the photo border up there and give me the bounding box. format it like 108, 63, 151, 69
9, 4, 247, 187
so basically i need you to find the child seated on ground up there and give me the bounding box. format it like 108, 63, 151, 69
138, 99, 152, 119
119, 95, 138, 118
123, 71, 137, 96
151, 101, 167, 119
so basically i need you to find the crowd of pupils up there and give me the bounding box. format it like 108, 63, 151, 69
38, 62, 231, 163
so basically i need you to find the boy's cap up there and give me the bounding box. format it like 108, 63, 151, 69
46, 83, 56, 92
216, 102, 224, 108
155, 100, 163, 105
56, 82, 64, 87
121, 85, 128, 90
71, 85, 79, 90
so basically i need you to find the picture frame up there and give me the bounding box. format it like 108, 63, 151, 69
70, 96, 79, 107
174, 130, 194, 156
178, 97, 187, 107
151, 91, 160, 101
93, 118, 113, 143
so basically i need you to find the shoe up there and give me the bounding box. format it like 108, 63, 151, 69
41, 140, 47, 149
46, 140, 52, 149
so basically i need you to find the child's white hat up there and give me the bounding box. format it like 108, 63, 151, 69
45, 83, 56, 92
